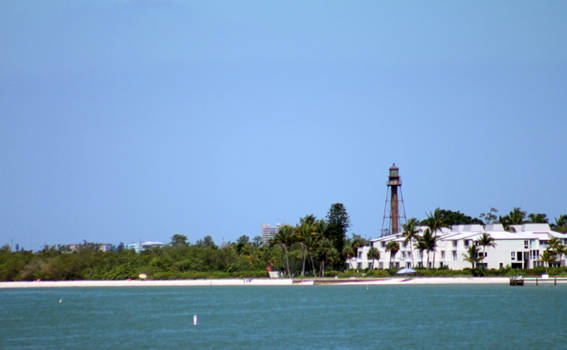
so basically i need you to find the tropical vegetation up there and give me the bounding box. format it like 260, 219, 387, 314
1, 205, 566, 281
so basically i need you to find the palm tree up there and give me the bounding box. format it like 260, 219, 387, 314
416, 238, 427, 268
271, 224, 295, 277
317, 238, 336, 277
342, 244, 354, 260
424, 208, 451, 235
385, 241, 400, 268
342, 243, 356, 271
423, 208, 450, 265
418, 228, 437, 268
478, 232, 496, 267
508, 207, 526, 224
367, 247, 380, 269
463, 245, 483, 269
551, 215, 567, 233
296, 215, 317, 277
309, 219, 327, 276
402, 218, 420, 268
548, 237, 566, 267
541, 249, 556, 274
351, 234, 368, 258
500, 207, 526, 231
528, 213, 548, 223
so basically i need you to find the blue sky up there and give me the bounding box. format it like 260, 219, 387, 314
1, 1, 566, 249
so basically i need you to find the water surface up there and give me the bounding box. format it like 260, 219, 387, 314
1, 285, 565, 349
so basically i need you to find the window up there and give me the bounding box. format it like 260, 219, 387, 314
524, 240, 529, 249
403, 242, 407, 248
499, 263, 503, 269
511, 252, 515, 260
485, 252, 488, 258
441, 251, 445, 259
464, 240, 470, 247
452, 251, 457, 261
453, 241, 458, 248
381, 242, 386, 248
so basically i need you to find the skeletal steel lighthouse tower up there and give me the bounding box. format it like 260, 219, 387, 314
381, 163, 407, 236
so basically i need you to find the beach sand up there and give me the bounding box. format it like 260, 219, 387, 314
333, 277, 511, 285
0, 278, 294, 288
0, 277, 524, 288
2, 276, 565, 288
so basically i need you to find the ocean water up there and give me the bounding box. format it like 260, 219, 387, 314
1, 284, 566, 349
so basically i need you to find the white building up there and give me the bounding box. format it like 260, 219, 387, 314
65, 242, 114, 252
349, 224, 567, 270
261, 224, 281, 245
127, 241, 166, 253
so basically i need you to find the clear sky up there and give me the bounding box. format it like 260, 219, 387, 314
1, 1, 566, 250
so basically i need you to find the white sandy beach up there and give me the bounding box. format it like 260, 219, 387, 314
0, 276, 555, 288
336, 277, 511, 285
2, 276, 566, 288
0, 278, 294, 288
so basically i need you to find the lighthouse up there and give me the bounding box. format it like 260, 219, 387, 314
381, 163, 407, 236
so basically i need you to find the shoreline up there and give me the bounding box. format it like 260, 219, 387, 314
0, 278, 294, 288
323, 277, 512, 285
4, 276, 564, 288
2, 277, 566, 289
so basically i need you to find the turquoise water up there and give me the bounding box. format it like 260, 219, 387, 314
1, 285, 566, 349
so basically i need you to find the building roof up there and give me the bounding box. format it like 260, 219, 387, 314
370, 224, 567, 243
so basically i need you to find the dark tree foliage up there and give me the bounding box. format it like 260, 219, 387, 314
420, 208, 483, 226
236, 235, 250, 254
499, 207, 527, 230
170, 234, 189, 247
3, 207, 564, 281
195, 235, 217, 249
0, 236, 280, 281
479, 207, 499, 224
527, 213, 548, 224
552, 215, 567, 233
326, 203, 350, 268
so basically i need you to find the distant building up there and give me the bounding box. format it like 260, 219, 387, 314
349, 224, 567, 270
65, 242, 114, 252
127, 241, 166, 253
97, 243, 114, 252
261, 224, 281, 244
65, 243, 81, 252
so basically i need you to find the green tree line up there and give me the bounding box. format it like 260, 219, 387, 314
269, 203, 358, 277
1, 206, 565, 281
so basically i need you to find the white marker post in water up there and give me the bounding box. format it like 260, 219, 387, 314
193, 314, 198, 325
